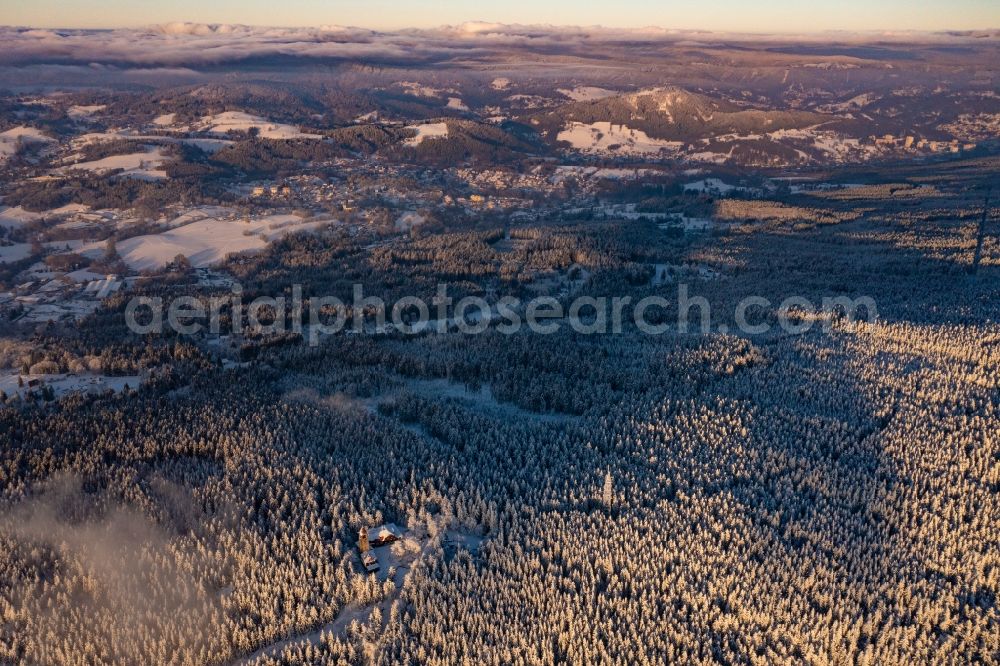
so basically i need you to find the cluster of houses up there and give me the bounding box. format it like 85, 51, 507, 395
869, 133, 977, 154
251, 183, 293, 198
249, 178, 360, 212
0, 273, 126, 324
244, 164, 536, 226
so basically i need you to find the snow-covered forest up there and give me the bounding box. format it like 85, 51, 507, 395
1, 176, 997, 664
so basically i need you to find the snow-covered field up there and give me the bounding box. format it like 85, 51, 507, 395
404, 122, 449, 147
685, 150, 731, 164
398, 81, 451, 98
0, 239, 87, 264
15, 300, 102, 324
557, 122, 682, 155
506, 94, 552, 109
658, 215, 716, 232
195, 111, 322, 140
0, 372, 140, 399
61, 146, 169, 180
159, 206, 233, 229
67, 104, 106, 119
0, 243, 33, 263
0, 206, 42, 229
179, 138, 234, 153
0, 126, 56, 160
73, 130, 233, 155
446, 97, 469, 111
683, 178, 739, 195
152, 113, 176, 126
556, 86, 619, 102
77, 212, 330, 271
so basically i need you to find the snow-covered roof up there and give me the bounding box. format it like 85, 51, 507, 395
371, 523, 403, 540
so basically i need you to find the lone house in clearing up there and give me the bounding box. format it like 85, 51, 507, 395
357, 524, 404, 573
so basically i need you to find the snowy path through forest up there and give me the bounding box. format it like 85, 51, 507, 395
233, 528, 481, 664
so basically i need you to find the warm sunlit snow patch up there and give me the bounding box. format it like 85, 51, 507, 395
60, 147, 169, 181
556, 86, 619, 102
196, 111, 322, 140
557, 121, 682, 155
404, 122, 449, 147
74, 130, 233, 155
67, 104, 106, 119
152, 113, 177, 126
77, 213, 330, 271
0, 126, 56, 160
506, 94, 551, 109
683, 178, 738, 194
684, 151, 731, 164
0, 203, 90, 230
399, 81, 448, 98
73, 131, 134, 146
0, 206, 42, 229
446, 97, 469, 111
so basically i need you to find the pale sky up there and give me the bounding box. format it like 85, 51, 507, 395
1, 0, 997, 32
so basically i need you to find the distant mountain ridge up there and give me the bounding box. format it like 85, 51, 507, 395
530, 87, 832, 144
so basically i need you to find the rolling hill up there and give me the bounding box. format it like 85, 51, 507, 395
393, 119, 545, 165
526, 87, 876, 164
